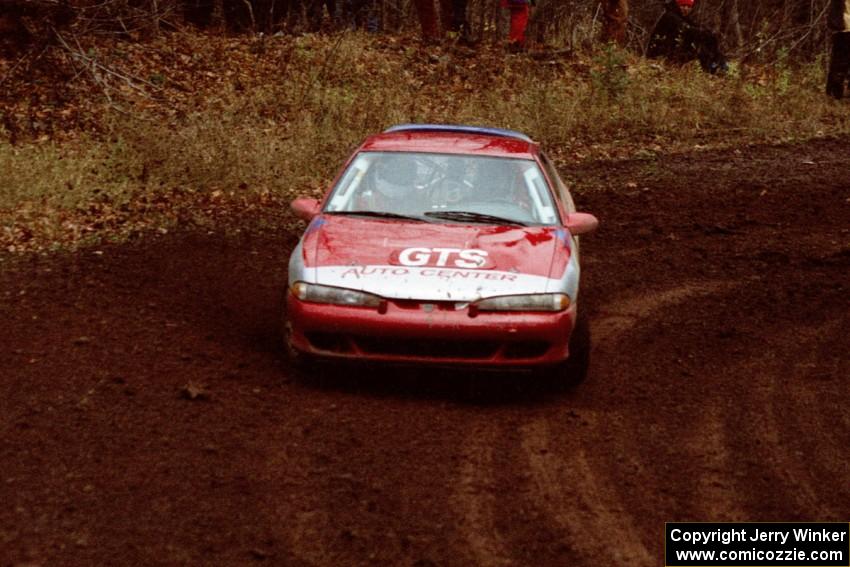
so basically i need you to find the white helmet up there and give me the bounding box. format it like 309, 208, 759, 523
373, 154, 418, 199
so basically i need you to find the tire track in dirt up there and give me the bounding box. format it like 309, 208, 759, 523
260, 425, 335, 566
506, 281, 740, 565
591, 280, 732, 344
604, 282, 752, 522
259, 406, 410, 566
520, 417, 653, 565
258, 390, 489, 566
585, 274, 850, 527
682, 405, 748, 521
452, 419, 514, 567
415, 279, 728, 556
727, 317, 850, 519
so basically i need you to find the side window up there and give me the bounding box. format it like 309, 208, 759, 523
327, 155, 371, 211
522, 167, 557, 224
540, 153, 576, 214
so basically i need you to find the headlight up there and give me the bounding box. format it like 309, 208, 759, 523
290, 282, 383, 307
475, 293, 570, 312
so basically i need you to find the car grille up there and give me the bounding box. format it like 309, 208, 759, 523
502, 341, 550, 359
357, 337, 499, 359
305, 332, 550, 361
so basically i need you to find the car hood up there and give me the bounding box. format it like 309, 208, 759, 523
291, 215, 577, 302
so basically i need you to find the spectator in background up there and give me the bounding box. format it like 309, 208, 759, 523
647, 0, 728, 74
827, 0, 850, 98
503, 0, 532, 51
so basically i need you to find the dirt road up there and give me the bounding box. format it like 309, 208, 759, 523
2, 137, 848, 566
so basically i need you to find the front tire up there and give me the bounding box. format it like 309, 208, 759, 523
536, 310, 591, 388
282, 292, 311, 379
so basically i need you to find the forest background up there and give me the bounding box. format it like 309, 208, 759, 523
1, 0, 849, 252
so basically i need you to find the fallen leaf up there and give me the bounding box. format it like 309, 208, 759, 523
180, 382, 209, 401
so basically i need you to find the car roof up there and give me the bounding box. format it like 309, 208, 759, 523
384, 124, 534, 142
359, 124, 539, 159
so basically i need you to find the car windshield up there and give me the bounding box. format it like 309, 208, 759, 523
323, 151, 560, 226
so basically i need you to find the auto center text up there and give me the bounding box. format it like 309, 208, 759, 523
339, 266, 518, 281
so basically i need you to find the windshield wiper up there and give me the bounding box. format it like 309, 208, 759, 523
327, 210, 431, 222
423, 210, 528, 226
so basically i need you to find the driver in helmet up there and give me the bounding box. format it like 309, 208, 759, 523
469, 159, 518, 202
367, 153, 423, 214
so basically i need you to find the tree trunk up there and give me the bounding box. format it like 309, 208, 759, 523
242, 0, 257, 30
728, 0, 744, 51
600, 0, 628, 45
150, 0, 161, 36
211, 0, 225, 29
413, 0, 440, 40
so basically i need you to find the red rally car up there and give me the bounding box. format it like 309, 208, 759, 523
286, 124, 599, 380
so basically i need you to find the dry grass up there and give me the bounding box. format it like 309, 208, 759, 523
1, 32, 849, 250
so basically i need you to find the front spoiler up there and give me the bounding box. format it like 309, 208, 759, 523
285, 293, 578, 368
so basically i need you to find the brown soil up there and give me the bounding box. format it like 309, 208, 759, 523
2, 137, 849, 566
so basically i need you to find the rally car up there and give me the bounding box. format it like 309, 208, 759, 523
285, 124, 598, 380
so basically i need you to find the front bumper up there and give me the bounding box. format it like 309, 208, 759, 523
285, 292, 578, 367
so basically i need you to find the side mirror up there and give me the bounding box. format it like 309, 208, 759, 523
291, 197, 321, 221
564, 212, 599, 235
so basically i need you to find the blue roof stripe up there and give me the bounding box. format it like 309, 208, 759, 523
383, 124, 534, 143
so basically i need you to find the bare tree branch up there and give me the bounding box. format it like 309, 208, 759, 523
52, 28, 161, 100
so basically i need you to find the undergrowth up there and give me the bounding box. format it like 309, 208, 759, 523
1, 32, 849, 250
